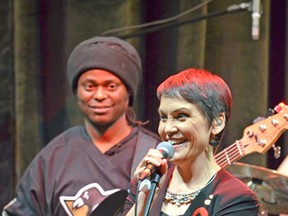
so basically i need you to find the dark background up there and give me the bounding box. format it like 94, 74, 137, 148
0, 0, 287, 213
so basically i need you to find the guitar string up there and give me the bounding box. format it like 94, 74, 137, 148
216, 125, 284, 167
214, 142, 239, 167
215, 142, 242, 161
215, 143, 241, 168
214, 119, 285, 168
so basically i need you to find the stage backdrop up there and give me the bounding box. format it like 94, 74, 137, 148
1, 0, 287, 210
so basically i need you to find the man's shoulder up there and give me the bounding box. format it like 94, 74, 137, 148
51, 125, 85, 142
137, 126, 161, 142
130, 126, 161, 177
38, 126, 86, 155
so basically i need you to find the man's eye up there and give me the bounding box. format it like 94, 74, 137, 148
107, 83, 118, 90
84, 83, 94, 91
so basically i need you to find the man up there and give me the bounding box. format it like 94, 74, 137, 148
3, 36, 160, 215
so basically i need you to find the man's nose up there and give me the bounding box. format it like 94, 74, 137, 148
93, 87, 108, 100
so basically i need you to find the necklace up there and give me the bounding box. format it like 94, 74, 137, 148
164, 173, 216, 207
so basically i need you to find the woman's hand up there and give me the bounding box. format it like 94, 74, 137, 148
134, 148, 169, 188
124, 149, 169, 216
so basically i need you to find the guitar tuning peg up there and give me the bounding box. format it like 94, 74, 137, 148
265, 108, 274, 117
253, 116, 265, 124
272, 144, 281, 159
252, 107, 275, 124
274, 102, 286, 113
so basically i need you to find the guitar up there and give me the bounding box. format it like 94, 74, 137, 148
214, 102, 288, 168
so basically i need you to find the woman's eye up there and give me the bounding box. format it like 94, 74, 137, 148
177, 113, 188, 120
159, 115, 167, 122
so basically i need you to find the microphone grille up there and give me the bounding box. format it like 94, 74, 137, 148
156, 142, 175, 159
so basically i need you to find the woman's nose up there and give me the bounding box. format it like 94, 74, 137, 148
164, 123, 178, 135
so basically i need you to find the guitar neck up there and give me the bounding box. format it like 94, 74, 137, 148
214, 140, 245, 168
214, 102, 288, 168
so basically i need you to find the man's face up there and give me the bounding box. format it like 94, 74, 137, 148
76, 69, 130, 126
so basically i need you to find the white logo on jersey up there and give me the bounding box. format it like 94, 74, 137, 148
60, 183, 120, 216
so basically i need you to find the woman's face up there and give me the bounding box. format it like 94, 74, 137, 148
158, 96, 212, 164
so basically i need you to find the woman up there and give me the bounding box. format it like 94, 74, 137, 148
122, 68, 259, 216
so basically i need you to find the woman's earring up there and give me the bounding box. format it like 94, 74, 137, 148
209, 135, 219, 147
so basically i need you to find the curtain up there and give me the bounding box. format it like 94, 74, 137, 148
2, 0, 286, 210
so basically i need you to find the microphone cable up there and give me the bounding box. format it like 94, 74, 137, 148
101, 0, 213, 37
101, 1, 250, 40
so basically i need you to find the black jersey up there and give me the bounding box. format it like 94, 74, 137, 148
3, 125, 160, 216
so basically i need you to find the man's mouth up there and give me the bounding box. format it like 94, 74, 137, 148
89, 105, 111, 113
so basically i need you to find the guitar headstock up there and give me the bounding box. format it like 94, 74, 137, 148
242, 102, 288, 155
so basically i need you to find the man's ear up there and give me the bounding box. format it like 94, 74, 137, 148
212, 113, 226, 135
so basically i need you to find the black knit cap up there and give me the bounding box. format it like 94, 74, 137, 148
67, 36, 142, 106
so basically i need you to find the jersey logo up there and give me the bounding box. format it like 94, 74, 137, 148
60, 183, 120, 216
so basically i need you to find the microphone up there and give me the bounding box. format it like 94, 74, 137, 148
251, 0, 261, 40
139, 142, 174, 181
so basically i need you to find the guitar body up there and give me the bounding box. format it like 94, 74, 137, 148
90, 189, 128, 216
